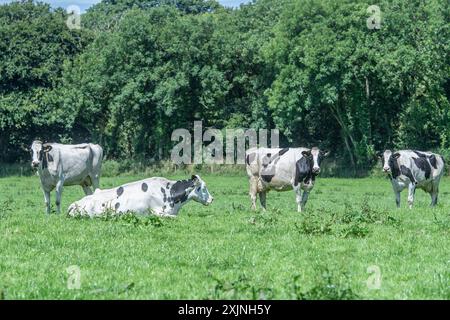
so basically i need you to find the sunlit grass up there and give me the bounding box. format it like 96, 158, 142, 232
0, 174, 449, 299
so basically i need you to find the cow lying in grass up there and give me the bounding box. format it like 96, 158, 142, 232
381, 150, 445, 208
68, 175, 213, 217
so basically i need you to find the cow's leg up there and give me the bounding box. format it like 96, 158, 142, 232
294, 186, 302, 212
43, 190, 51, 214
91, 175, 100, 191
430, 184, 439, 207
394, 191, 401, 208
407, 182, 416, 209
55, 180, 64, 214
431, 191, 438, 207
391, 181, 401, 208
259, 191, 267, 211
249, 177, 258, 210
300, 191, 309, 211
82, 185, 93, 195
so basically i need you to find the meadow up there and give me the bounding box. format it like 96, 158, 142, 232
0, 173, 449, 299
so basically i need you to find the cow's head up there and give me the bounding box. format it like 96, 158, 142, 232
380, 150, 400, 173
189, 175, 214, 206
30, 140, 52, 168
302, 147, 329, 174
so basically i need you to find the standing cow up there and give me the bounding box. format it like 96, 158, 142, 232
68, 175, 213, 217
30, 140, 103, 214
380, 150, 445, 208
246, 147, 329, 212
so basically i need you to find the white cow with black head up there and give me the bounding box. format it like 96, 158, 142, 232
380, 149, 445, 208
246, 147, 329, 212
30, 140, 103, 214
68, 175, 213, 218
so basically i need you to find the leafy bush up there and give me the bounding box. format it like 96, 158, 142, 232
208, 274, 274, 300
295, 210, 335, 236
0, 199, 13, 220
295, 201, 399, 238
101, 160, 122, 177
291, 268, 359, 300
341, 201, 399, 226
249, 210, 280, 230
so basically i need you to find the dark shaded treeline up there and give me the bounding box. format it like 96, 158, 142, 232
0, 0, 449, 173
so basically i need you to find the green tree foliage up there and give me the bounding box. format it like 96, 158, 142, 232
265, 0, 449, 167
0, 0, 90, 161
0, 0, 449, 173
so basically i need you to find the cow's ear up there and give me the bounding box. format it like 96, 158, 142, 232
302, 150, 312, 158
43, 144, 52, 152
191, 175, 200, 185
392, 152, 401, 160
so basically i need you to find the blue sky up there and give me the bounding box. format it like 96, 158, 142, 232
0, 0, 251, 12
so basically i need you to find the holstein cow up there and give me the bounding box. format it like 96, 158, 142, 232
68, 175, 213, 218
381, 150, 445, 208
246, 147, 329, 212
31, 140, 103, 214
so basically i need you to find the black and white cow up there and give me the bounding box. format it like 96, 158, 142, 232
246, 147, 329, 212
380, 150, 445, 208
31, 140, 103, 214
68, 175, 213, 218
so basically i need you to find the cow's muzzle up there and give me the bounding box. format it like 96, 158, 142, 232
383, 167, 390, 173
31, 161, 39, 168
206, 197, 214, 206
312, 167, 321, 174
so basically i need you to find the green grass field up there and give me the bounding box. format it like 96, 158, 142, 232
0, 174, 449, 299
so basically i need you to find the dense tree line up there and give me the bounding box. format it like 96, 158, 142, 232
0, 0, 449, 173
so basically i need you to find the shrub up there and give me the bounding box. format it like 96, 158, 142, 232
101, 160, 122, 177
291, 268, 359, 300
208, 274, 274, 300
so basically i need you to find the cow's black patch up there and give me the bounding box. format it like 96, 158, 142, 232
261, 174, 275, 183
400, 165, 417, 184
413, 150, 427, 158
429, 155, 437, 169
278, 148, 289, 157
294, 157, 315, 186
166, 183, 170, 189
170, 179, 195, 204
246, 153, 256, 165
142, 183, 148, 192
412, 157, 431, 180
161, 187, 167, 202
39, 150, 48, 169
117, 187, 124, 197
162, 205, 166, 212
413, 150, 438, 169
115, 202, 120, 210
388, 156, 400, 179
47, 154, 53, 162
